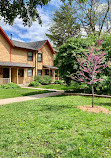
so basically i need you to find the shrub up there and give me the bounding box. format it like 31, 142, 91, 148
54, 80, 63, 85
29, 81, 41, 87
34, 76, 52, 85
97, 76, 111, 95
0, 82, 20, 89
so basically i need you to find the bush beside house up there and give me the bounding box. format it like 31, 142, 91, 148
54, 80, 63, 85
29, 81, 41, 87
29, 76, 52, 87
0, 82, 20, 89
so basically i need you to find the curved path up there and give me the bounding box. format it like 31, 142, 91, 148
0, 89, 64, 105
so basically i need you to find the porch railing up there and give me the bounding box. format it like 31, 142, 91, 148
0, 78, 10, 85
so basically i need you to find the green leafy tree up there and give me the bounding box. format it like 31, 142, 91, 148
101, 34, 111, 60
100, 34, 111, 77
73, 0, 111, 36
56, 34, 111, 86
56, 37, 95, 85
0, 0, 87, 26
72, 40, 108, 107
46, 3, 80, 47
0, 0, 51, 26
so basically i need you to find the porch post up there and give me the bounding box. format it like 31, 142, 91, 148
49, 68, 50, 76
52, 70, 55, 82
9, 68, 11, 83
17, 68, 18, 84
23, 68, 26, 84
33, 69, 34, 80
57, 70, 59, 80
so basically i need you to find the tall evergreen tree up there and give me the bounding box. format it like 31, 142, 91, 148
46, 4, 80, 47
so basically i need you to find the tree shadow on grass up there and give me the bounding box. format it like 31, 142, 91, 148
35, 96, 78, 112
22, 91, 52, 96
40, 104, 77, 112
96, 103, 111, 106
49, 94, 65, 98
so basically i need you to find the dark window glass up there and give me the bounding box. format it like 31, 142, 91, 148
38, 53, 42, 62
28, 52, 33, 61
38, 70, 42, 76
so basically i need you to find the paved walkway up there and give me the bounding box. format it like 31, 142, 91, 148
21, 86, 64, 92
0, 91, 64, 105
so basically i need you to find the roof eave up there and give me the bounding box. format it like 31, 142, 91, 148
0, 27, 14, 47
0, 61, 35, 68
47, 40, 55, 54
38, 40, 55, 54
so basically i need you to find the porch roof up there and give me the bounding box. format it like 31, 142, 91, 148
43, 65, 58, 70
0, 61, 35, 68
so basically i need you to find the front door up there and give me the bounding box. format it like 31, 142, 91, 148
45, 69, 52, 76
3, 68, 9, 78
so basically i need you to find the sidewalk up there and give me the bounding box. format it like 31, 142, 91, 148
0, 91, 64, 105
21, 85, 64, 92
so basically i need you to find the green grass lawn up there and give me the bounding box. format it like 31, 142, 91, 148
0, 96, 111, 158
37, 83, 111, 95
37, 83, 80, 90
38, 84, 67, 90
0, 88, 52, 99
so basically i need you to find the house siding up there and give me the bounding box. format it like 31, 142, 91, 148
11, 47, 35, 67
0, 34, 10, 62
42, 44, 54, 66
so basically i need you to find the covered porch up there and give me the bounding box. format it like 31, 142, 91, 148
43, 65, 58, 82
0, 61, 34, 85
0, 67, 24, 84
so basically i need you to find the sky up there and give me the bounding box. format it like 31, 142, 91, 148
0, 0, 63, 43
0, 0, 109, 43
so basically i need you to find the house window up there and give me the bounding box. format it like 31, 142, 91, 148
38, 70, 42, 76
38, 53, 42, 62
28, 52, 33, 61
28, 69, 33, 76
45, 69, 52, 76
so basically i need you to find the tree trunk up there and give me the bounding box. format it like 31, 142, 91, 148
92, 85, 94, 108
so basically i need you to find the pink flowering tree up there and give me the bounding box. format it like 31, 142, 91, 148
72, 40, 109, 107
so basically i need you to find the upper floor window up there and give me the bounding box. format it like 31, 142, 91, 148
28, 52, 33, 61
38, 53, 42, 62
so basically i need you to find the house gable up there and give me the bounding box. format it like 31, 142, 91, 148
0, 27, 14, 47
40, 43, 54, 66
27, 40, 55, 55
0, 31, 11, 62
38, 40, 55, 55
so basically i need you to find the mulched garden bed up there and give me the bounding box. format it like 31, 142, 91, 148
78, 105, 111, 114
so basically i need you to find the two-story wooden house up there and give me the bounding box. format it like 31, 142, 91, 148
0, 27, 58, 85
